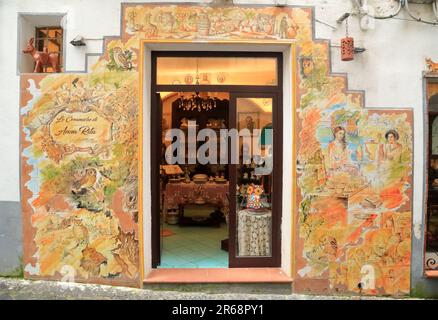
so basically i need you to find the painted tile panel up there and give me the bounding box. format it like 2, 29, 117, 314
19, 4, 413, 293
20, 72, 140, 287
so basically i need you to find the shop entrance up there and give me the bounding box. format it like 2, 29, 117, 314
150, 52, 283, 268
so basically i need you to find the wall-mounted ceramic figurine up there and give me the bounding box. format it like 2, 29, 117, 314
23, 37, 60, 73
426, 58, 438, 73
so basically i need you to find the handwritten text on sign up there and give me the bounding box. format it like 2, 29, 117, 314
49, 111, 112, 147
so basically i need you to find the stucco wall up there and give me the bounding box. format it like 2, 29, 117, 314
0, 201, 22, 276
1, 0, 438, 295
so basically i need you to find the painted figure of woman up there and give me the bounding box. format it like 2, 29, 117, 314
328, 126, 350, 171
379, 129, 403, 163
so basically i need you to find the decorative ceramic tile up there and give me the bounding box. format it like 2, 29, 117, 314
19, 4, 413, 294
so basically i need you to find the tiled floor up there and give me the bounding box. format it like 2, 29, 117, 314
159, 223, 228, 268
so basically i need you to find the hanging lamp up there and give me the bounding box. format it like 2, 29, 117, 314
341, 17, 354, 61
178, 58, 217, 112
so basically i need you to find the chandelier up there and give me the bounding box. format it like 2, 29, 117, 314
177, 58, 218, 112
178, 92, 217, 112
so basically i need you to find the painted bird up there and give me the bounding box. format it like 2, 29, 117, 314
301, 57, 314, 78
72, 168, 98, 194
72, 77, 80, 88
112, 47, 132, 70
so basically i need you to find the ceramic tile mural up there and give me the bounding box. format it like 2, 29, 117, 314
20, 72, 140, 287
295, 109, 412, 295
19, 4, 413, 293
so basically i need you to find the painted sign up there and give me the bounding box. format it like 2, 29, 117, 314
49, 111, 112, 147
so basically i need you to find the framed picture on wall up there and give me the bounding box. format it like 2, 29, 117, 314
238, 112, 260, 136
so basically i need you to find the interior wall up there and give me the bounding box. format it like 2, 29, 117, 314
18, 16, 35, 73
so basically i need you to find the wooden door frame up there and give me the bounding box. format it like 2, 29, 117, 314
424, 76, 438, 269
228, 91, 282, 267
150, 51, 283, 268
151, 93, 162, 267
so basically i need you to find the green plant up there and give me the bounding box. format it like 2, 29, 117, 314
0, 256, 24, 278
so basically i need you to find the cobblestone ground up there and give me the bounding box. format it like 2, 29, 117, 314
0, 278, 417, 300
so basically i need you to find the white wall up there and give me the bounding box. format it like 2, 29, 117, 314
1, 0, 437, 237
19, 16, 36, 73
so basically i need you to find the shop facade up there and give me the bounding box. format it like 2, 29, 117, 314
3, 1, 438, 297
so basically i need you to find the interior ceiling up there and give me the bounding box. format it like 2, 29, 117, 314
157, 57, 276, 77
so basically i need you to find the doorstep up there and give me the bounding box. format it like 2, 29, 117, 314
425, 270, 438, 278
144, 268, 293, 283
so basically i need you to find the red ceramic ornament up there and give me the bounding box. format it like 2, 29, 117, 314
341, 37, 354, 61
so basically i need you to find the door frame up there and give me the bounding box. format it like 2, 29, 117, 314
228, 91, 282, 267
150, 51, 283, 268
424, 76, 438, 273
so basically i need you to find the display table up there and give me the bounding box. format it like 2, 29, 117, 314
163, 181, 229, 226
237, 208, 271, 256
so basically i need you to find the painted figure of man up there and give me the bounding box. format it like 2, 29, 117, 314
379, 129, 403, 163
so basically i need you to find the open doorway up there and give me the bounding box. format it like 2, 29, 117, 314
150, 52, 283, 269
159, 91, 230, 268
425, 78, 438, 273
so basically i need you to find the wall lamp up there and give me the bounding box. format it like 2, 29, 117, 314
337, 13, 351, 24
70, 35, 86, 46
331, 44, 366, 53
354, 47, 366, 53
275, 0, 287, 7
70, 35, 105, 47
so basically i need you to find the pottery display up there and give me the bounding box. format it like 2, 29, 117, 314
193, 173, 208, 184
166, 210, 179, 225
215, 177, 227, 184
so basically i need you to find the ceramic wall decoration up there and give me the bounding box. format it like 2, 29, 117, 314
23, 37, 60, 73
19, 4, 413, 295
426, 58, 438, 73
341, 36, 354, 61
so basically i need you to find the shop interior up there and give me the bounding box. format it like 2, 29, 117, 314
427, 89, 438, 263
152, 54, 280, 268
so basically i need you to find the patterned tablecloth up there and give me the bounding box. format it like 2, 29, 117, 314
237, 209, 272, 257
163, 182, 229, 219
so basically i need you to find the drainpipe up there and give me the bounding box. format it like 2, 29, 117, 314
432, 0, 438, 21
404, 0, 438, 25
